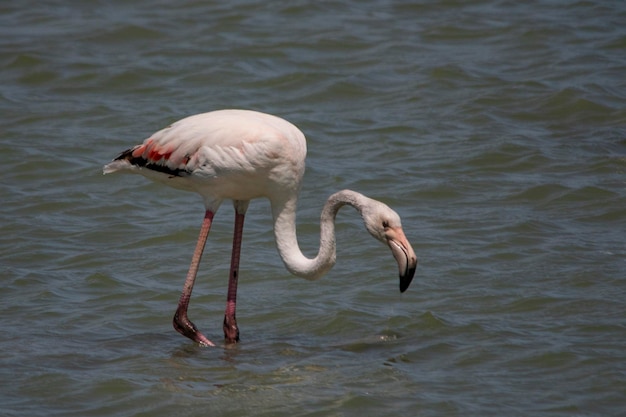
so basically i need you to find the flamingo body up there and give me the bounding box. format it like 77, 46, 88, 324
104, 110, 306, 208
104, 109, 417, 346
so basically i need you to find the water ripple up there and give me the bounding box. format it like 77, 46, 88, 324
1, 0, 625, 416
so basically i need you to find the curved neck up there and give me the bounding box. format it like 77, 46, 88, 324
271, 190, 366, 280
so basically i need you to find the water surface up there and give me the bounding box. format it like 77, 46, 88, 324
1, 1, 625, 416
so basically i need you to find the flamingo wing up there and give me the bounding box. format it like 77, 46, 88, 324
103, 110, 307, 199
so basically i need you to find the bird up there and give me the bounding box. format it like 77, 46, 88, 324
103, 109, 417, 347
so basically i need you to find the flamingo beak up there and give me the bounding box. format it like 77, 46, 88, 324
386, 227, 417, 293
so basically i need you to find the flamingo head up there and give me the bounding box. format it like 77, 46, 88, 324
360, 200, 418, 293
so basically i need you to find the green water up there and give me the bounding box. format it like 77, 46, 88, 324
1, 1, 625, 416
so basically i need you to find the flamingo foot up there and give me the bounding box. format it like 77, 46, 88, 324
173, 308, 215, 347
223, 314, 240, 343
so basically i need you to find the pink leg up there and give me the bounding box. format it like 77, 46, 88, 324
173, 210, 216, 347
223, 210, 245, 343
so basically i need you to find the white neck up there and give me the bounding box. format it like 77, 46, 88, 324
271, 189, 366, 280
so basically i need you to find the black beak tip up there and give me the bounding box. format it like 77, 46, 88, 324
399, 266, 416, 293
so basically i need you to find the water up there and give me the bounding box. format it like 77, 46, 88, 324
1, 0, 625, 415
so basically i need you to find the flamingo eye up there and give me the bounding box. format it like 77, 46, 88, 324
382, 220, 390, 229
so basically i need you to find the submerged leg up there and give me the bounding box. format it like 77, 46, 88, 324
173, 210, 215, 347
223, 203, 247, 343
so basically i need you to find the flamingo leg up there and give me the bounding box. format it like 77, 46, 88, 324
223, 209, 245, 343
173, 210, 216, 347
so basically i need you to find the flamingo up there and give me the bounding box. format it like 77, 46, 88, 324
103, 109, 417, 346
